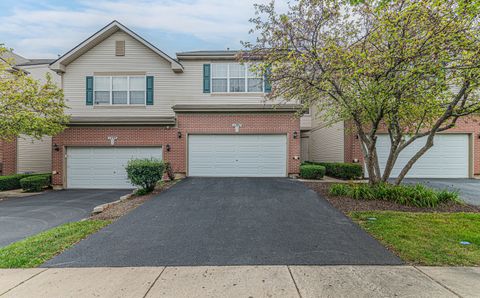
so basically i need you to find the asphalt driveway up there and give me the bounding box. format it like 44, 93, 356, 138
402, 178, 480, 206
44, 178, 402, 267
0, 189, 130, 247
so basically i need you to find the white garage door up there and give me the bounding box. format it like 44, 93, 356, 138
67, 147, 163, 189
376, 134, 469, 178
188, 135, 287, 177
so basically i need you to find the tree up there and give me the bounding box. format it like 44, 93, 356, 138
0, 45, 68, 141
243, 0, 480, 184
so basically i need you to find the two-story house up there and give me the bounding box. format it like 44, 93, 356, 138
3, 20, 478, 189
45, 21, 308, 189
0, 51, 59, 176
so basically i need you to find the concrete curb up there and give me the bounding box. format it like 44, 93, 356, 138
92, 192, 135, 215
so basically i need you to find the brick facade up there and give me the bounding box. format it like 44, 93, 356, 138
0, 139, 17, 175
52, 113, 301, 188
344, 115, 480, 175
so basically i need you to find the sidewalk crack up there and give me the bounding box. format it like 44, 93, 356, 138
142, 266, 167, 298
0, 268, 48, 296
413, 266, 462, 298
287, 266, 303, 298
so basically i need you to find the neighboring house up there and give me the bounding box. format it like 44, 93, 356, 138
43, 21, 308, 189
305, 105, 480, 178
0, 52, 58, 175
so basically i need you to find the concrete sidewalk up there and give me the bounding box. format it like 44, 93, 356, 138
1, 266, 479, 298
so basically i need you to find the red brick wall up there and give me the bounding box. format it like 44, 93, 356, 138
52, 113, 301, 187
1, 139, 17, 175
344, 115, 480, 175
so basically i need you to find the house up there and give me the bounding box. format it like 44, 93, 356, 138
303, 105, 480, 179
40, 20, 309, 189
3, 20, 477, 187
0, 52, 59, 176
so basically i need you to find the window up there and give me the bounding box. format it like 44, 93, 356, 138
94, 76, 146, 105
211, 63, 263, 93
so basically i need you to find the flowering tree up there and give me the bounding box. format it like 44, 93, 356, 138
0, 45, 68, 141
243, 0, 480, 184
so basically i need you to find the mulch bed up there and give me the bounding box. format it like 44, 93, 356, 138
304, 182, 480, 213
90, 180, 178, 221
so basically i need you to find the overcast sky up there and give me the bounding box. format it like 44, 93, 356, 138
0, 0, 282, 59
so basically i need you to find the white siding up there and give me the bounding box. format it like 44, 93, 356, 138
63, 31, 305, 118
17, 136, 52, 174
20, 65, 60, 86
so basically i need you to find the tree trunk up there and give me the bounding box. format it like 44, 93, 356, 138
394, 135, 435, 185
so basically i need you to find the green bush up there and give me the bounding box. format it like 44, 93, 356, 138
0, 173, 49, 191
125, 158, 165, 192
303, 161, 362, 180
20, 174, 51, 192
300, 164, 326, 179
328, 183, 459, 208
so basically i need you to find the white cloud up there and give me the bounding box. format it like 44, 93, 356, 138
0, 0, 283, 58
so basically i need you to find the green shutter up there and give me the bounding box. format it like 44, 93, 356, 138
264, 66, 272, 93
146, 76, 154, 105
203, 64, 211, 93
86, 76, 93, 105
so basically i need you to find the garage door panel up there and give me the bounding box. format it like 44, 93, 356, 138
67, 147, 162, 189
189, 135, 287, 177
375, 134, 468, 178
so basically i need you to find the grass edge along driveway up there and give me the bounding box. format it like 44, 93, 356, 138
0, 220, 110, 268
351, 211, 480, 266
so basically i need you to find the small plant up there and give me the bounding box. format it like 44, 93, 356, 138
329, 183, 460, 208
300, 164, 326, 179
125, 158, 165, 193
164, 162, 175, 181
20, 174, 51, 192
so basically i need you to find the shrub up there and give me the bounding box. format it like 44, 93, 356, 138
0, 173, 49, 191
20, 174, 51, 192
300, 164, 326, 179
164, 162, 175, 181
125, 158, 165, 192
303, 161, 362, 180
328, 183, 459, 208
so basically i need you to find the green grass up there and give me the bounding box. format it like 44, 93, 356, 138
351, 211, 480, 266
0, 220, 110, 268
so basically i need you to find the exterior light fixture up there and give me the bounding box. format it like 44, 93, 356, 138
166, 144, 171, 152
53, 143, 60, 151
293, 131, 298, 139
177, 131, 182, 139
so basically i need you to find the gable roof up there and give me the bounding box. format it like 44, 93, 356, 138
50, 20, 183, 73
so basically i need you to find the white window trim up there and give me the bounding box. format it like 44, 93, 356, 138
94, 75, 147, 106
211, 63, 264, 94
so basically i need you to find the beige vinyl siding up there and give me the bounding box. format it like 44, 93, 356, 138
309, 121, 345, 162
19, 64, 60, 86
17, 136, 52, 174
63, 30, 310, 123
301, 136, 310, 162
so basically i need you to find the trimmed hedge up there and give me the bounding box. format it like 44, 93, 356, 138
20, 174, 51, 192
300, 164, 326, 180
329, 183, 460, 208
303, 161, 362, 180
0, 173, 50, 191
125, 158, 165, 192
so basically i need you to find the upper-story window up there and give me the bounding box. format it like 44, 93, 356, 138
94, 76, 146, 105
211, 63, 263, 93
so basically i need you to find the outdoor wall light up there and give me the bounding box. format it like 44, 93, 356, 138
177, 131, 182, 139
53, 143, 60, 151
166, 144, 171, 152
293, 131, 298, 139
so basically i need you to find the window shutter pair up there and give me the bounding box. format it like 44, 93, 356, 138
202, 64, 271, 93
85, 76, 154, 105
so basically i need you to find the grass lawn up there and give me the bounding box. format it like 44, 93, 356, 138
351, 211, 480, 266
0, 220, 110, 268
